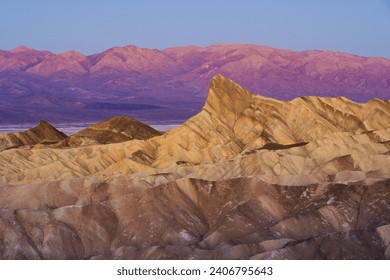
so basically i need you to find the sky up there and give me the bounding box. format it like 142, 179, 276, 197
1, 0, 390, 58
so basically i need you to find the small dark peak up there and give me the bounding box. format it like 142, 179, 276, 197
38, 120, 51, 127
57, 115, 162, 147
90, 115, 162, 136
31, 120, 67, 139
0, 119, 67, 150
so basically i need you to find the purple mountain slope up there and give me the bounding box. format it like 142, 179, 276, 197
0, 44, 389, 124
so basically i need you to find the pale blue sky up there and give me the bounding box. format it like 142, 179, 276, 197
1, 0, 390, 57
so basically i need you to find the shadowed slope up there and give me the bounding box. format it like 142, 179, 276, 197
0, 120, 67, 150
0, 177, 389, 259
57, 115, 162, 147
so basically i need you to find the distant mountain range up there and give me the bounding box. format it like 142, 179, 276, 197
0, 44, 389, 124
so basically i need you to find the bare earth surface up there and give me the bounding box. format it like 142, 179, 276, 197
0, 75, 389, 259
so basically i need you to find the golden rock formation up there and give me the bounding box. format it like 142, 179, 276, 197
0, 75, 389, 259
0, 75, 389, 184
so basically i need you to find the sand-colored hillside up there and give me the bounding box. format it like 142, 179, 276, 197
0, 75, 389, 184
0, 75, 389, 259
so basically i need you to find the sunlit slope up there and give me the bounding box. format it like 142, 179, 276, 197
0, 75, 389, 184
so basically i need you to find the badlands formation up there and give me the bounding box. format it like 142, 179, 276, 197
0, 75, 389, 259
0, 120, 66, 151
55, 115, 162, 147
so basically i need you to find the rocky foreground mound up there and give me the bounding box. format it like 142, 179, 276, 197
0, 75, 389, 259
55, 115, 162, 147
0, 120, 66, 151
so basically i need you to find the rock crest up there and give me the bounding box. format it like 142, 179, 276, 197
0, 76, 389, 259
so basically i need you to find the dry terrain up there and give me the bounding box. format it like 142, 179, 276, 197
0, 75, 389, 259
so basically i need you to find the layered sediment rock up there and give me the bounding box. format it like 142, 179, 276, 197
56, 115, 162, 147
0, 120, 67, 151
0, 75, 389, 259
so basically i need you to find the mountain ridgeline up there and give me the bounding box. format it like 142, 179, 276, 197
0, 75, 389, 260
0, 44, 390, 124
